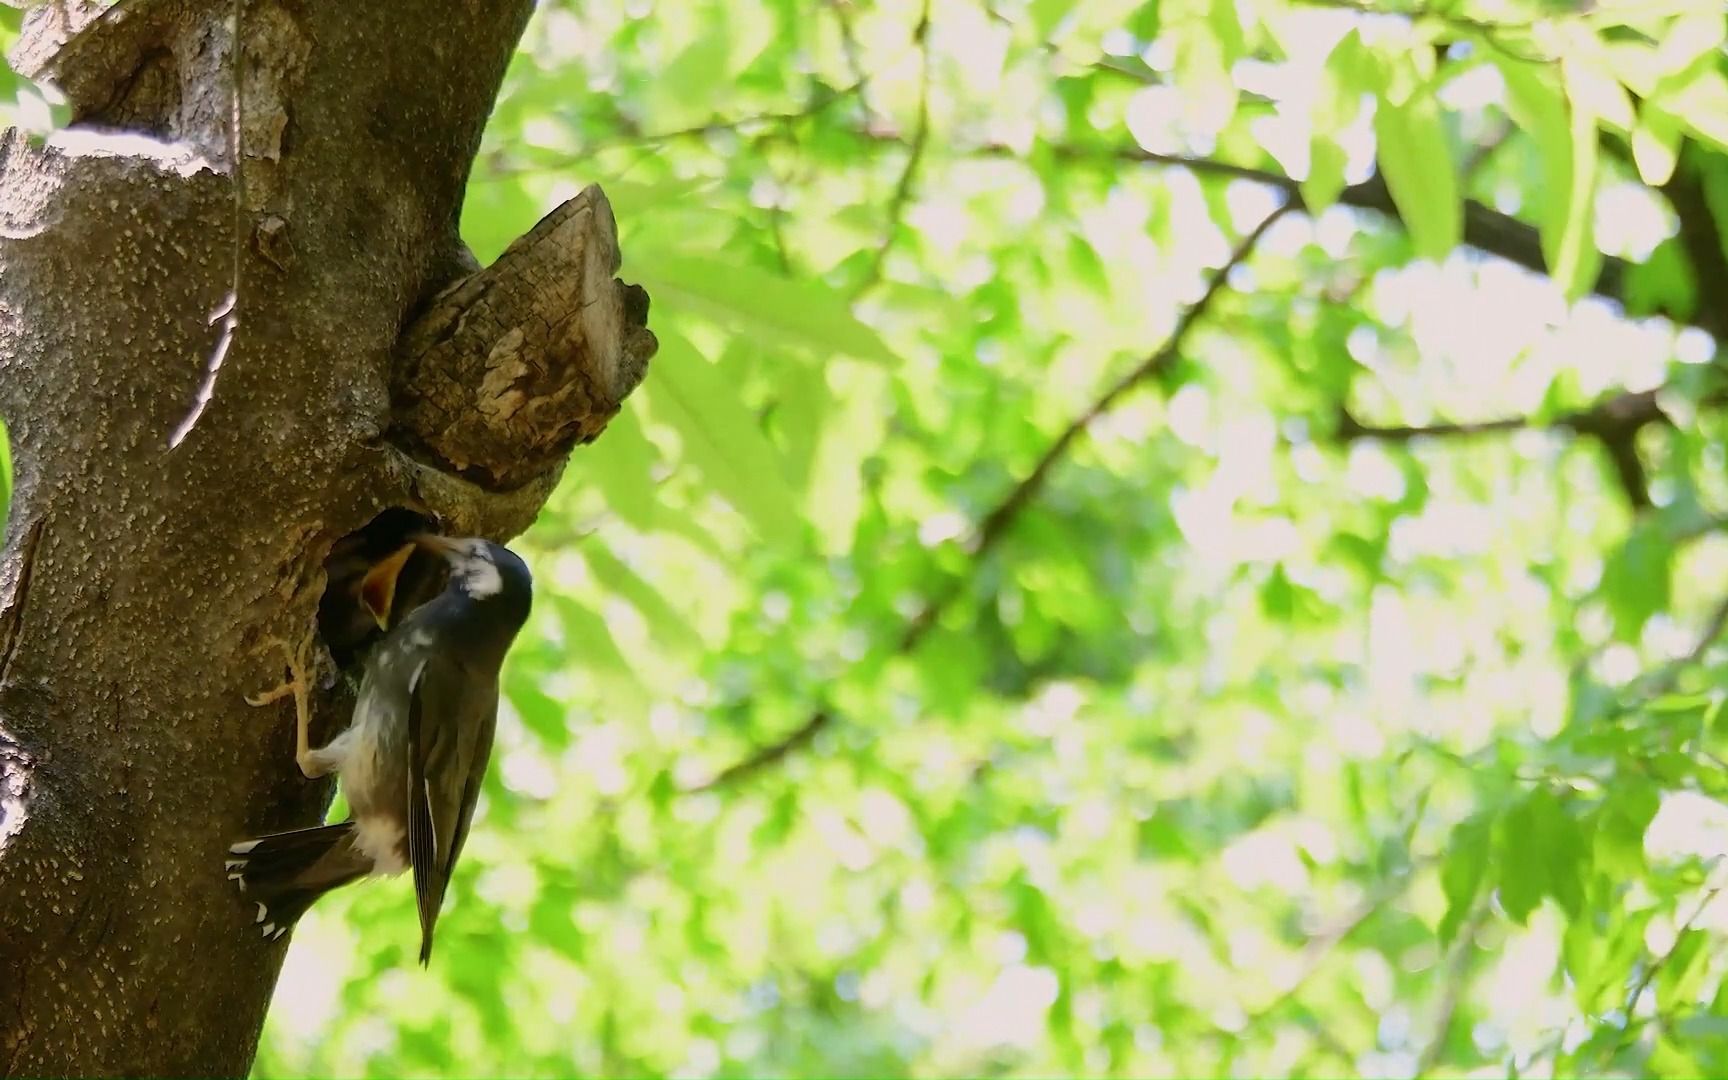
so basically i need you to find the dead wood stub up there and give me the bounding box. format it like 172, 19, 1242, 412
391, 184, 658, 491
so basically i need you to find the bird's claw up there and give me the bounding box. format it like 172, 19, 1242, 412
248, 630, 321, 778
244, 681, 295, 708
248, 633, 314, 710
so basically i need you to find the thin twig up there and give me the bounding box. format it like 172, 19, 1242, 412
481, 82, 865, 179
1616, 879, 1724, 1059
841, 129, 1719, 342
622, 85, 863, 145
1244, 853, 1436, 1028
689, 710, 832, 792
1639, 591, 1728, 699
1415, 901, 1488, 1076
854, 0, 932, 298
1336, 388, 1678, 444
1337, 388, 1704, 511
826, 0, 871, 109
966, 204, 1289, 562
690, 204, 1290, 791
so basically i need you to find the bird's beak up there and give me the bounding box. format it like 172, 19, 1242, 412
359, 542, 416, 631
410, 532, 464, 557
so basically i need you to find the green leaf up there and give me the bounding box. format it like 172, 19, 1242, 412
630, 250, 897, 364
1660, 68, 1728, 153
1601, 522, 1673, 642
1595, 779, 1659, 879
1498, 57, 1601, 298
1492, 812, 1548, 919
660, 26, 732, 112
1127, 1, 1161, 41
549, 595, 650, 714
1536, 790, 1591, 918
640, 327, 804, 547
1373, 86, 1460, 262
580, 542, 707, 660
1700, 155, 1728, 273
1439, 815, 1492, 945
1657, 928, 1710, 1011
1260, 563, 1295, 622
771, 359, 830, 494
1497, 790, 1587, 922
459, 174, 542, 264
1030, 0, 1075, 36
1658, 10, 1727, 72
505, 668, 571, 748
1631, 104, 1682, 186
1170, 14, 1237, 136
600, 177, 718, 224
1305, 31, 1374, 214
1567, 902, 1653, 1014
1623, 235, 1696, 319
1604, 40, 1728, 153
581, 405, 662, 531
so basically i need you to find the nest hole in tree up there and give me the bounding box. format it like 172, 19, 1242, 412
316, 507, 450, 670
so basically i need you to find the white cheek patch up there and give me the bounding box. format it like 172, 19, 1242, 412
462, 560, 502, 599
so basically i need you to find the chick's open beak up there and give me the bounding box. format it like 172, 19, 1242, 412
358, 542, 417, 630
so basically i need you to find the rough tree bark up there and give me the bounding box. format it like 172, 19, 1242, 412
0, 1, 654, 1074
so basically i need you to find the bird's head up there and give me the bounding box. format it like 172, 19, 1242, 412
358, 533, 532, 630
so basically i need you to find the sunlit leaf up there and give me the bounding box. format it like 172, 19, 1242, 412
1373, 84, 1459, 262
580, 541, 707, 660
1601, 522, 1673, 642
1440, 815, 1492, 945
1498, 56, 1601, 298
630, 250, 896, 364
1305, 30, 1374, 215
639, 327, 804, 547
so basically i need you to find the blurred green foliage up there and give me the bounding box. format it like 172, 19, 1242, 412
1, 0, 1725, 1075
261, 0, 1728, 1075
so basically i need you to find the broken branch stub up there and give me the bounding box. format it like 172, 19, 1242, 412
391, 184, 656, 491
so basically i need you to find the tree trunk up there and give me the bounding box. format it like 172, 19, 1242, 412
0, 2, 653, 1074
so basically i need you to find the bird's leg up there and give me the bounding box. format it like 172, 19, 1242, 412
247, 627, 330, 780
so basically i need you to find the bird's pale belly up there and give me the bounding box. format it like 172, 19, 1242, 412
341, 688, 410, 876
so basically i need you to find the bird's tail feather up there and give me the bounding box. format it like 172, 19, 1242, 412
226, 822, 366, 940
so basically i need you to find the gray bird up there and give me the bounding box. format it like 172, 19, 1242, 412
227, 533, 532, 964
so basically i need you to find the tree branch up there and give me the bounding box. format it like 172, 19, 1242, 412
1336, 388, 1686, 511
1242, 853, 1438, 1033
690, 204, 1290, 791
847, 131, 1718, 343
1624, 881, 1723, 1022
1638, 586, 1728, 702
1415, 901, 1487, 1076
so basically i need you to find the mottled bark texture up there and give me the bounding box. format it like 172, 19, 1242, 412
0, 1, 654, 1075
394, 185, 656, 490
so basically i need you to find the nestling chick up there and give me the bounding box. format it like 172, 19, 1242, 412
319, 518, 449, 667
228, 533, 532, 963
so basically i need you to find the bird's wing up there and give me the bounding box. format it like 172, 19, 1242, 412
444, 690, 497, 888
405, 655, 498, 965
